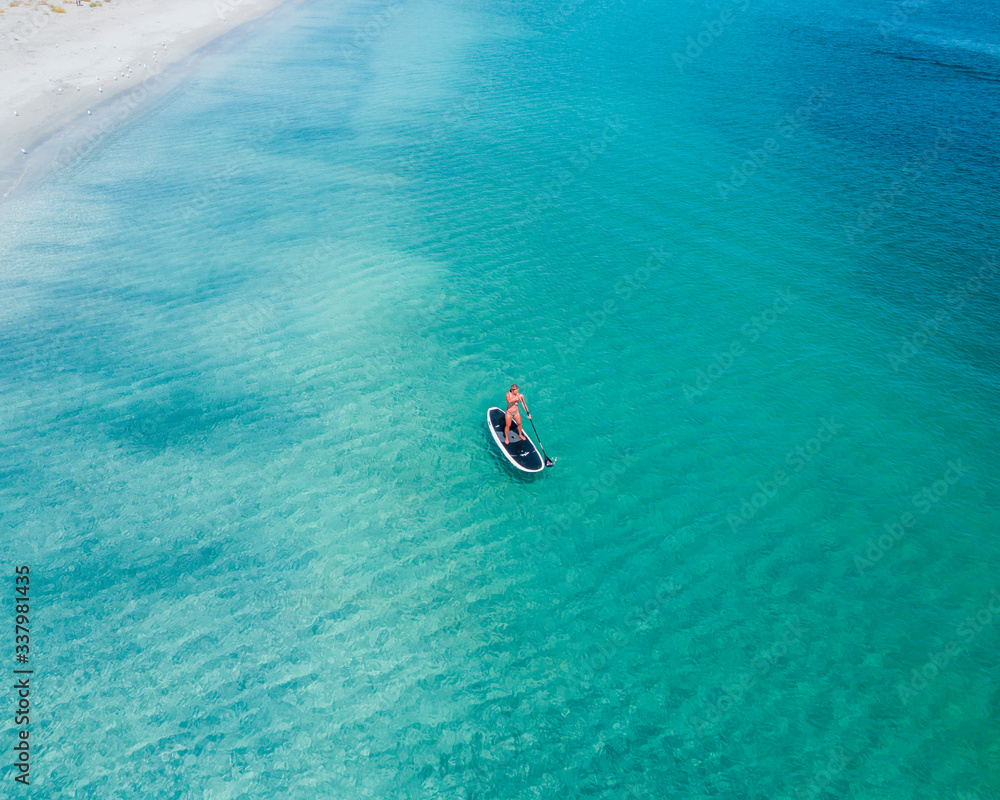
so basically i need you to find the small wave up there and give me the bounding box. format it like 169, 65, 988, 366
916, 35, 1000, 60
875, 49, 1000, 84
873, 25, 1000, 84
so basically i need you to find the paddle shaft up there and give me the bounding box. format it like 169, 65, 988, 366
509, 396, 554, 466
525, 410, 554, 466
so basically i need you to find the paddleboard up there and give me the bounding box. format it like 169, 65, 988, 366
487, 407, 545, 473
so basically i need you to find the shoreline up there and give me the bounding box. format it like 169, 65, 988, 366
0, 0, 291, 200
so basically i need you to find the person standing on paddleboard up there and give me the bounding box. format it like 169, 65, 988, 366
505, 384, 531, 444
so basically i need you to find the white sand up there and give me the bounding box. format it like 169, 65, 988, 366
0, 0, 287, 185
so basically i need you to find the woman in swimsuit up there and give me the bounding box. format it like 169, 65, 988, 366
505, 384, 530, 444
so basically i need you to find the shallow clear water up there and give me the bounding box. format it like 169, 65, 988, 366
1, 0, 999, 797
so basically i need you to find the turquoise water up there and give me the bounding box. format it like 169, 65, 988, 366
2, 0, 999, 796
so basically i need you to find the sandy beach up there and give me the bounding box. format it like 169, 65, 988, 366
0, 0, 288, 191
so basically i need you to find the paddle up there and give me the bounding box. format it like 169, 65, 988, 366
526, 412, 555, 468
